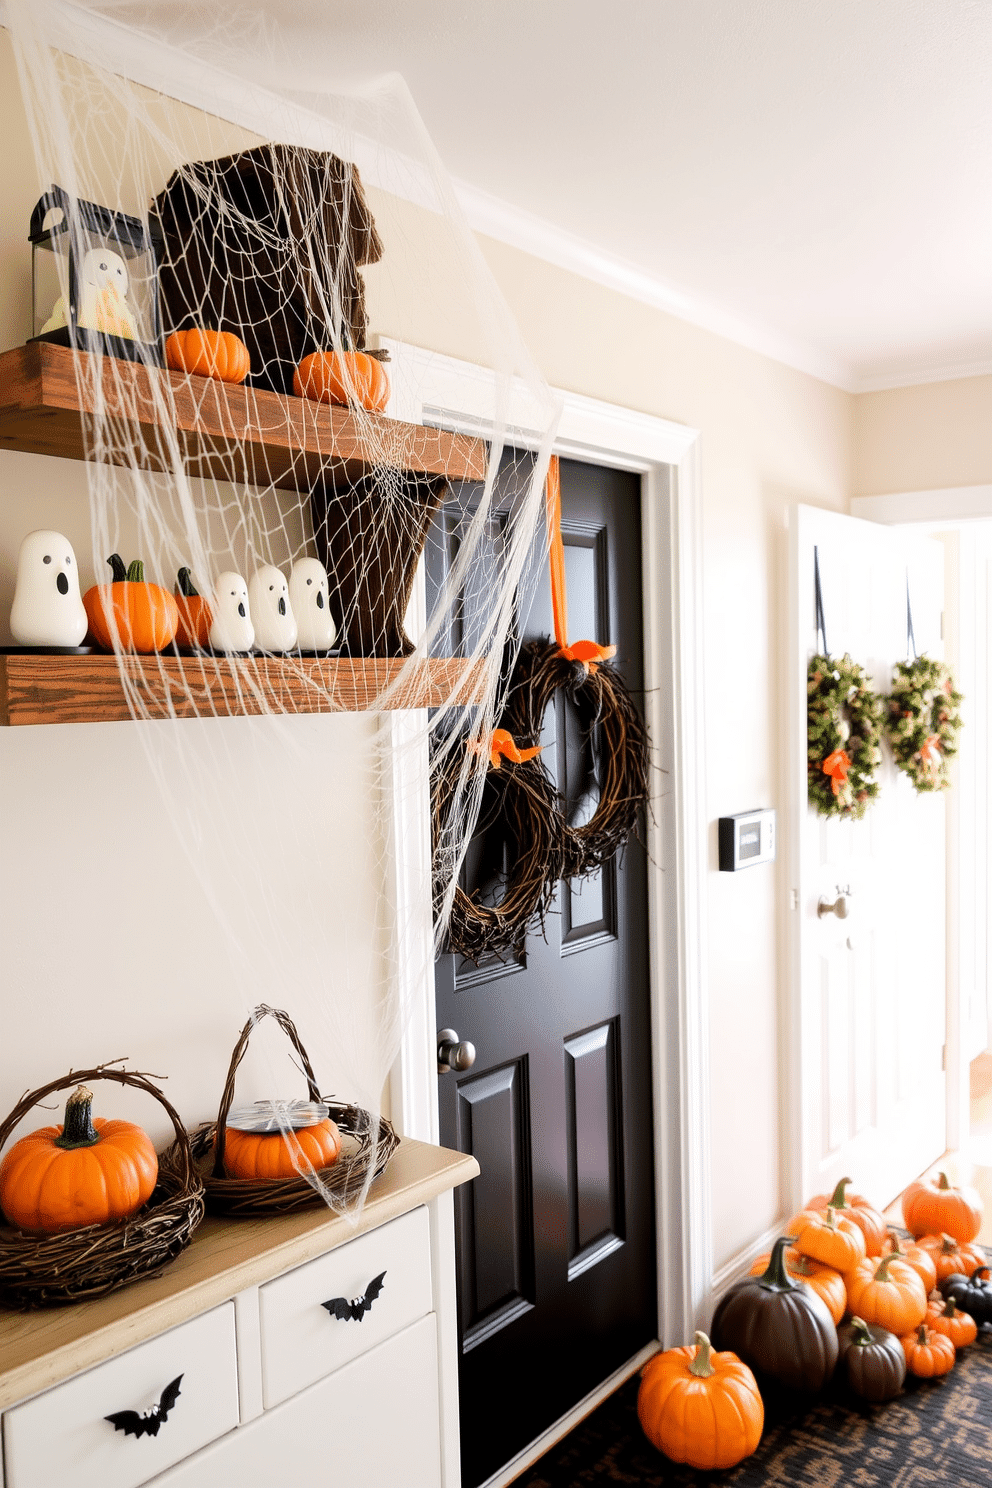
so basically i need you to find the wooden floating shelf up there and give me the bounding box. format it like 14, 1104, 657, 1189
0, 342, 488, 491
0, 652, 485, 727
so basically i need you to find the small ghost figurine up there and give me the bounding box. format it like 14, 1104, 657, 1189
42, 248, 139, 341
10, 530, 88, 646
209, 572, 254, 652
249, 565, 298, 653
289, 558, 336, 652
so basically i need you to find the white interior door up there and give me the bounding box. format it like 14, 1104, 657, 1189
789, 504, 946, 1210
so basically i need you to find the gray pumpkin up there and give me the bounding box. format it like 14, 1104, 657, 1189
837, 1316, 906, 1401
709, 1234, 838, 1392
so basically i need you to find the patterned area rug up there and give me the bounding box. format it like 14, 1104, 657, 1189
516, 1328, 992, 1486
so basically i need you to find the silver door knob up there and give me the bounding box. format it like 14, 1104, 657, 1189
818, 886, 853, 919
437, 1028, 476, 1074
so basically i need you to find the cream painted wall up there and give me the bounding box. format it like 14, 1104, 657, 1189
0, 25, 861, 1275
854, 375, 992, 496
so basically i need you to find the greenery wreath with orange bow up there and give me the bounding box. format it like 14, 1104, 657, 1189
807, 653, 885, 820
886, 655, 963, 793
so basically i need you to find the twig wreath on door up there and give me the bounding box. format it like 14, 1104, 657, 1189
433, 733, 564, 962
807, 549, 884, 821
501, 456, 650, 880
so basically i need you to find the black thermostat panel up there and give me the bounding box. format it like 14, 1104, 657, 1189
718, 809, 776, 871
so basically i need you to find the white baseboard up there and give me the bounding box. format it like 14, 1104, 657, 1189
479, 1341, 660, 1488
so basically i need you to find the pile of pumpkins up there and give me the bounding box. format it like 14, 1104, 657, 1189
638, 1172, 991, 1473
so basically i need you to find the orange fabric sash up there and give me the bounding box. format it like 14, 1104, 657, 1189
468, 728, 542, 771
822, 748, 852, 796
546, 455, 617, 674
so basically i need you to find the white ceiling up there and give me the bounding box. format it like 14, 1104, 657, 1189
84, 0, 992, 390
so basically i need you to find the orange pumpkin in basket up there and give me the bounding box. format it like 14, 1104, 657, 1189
0, 1085, 158, 1234
221, 1118, 342, 1180
293, 350, 389, 412
165, 328, 251, 384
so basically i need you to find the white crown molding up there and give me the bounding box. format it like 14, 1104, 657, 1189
851, 485, 992, 526
853, 357, 992, 394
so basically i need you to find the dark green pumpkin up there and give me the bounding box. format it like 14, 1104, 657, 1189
837, 1316, 906, 1401
939, 1266, 992, 1326
709, 1235, 838, 1392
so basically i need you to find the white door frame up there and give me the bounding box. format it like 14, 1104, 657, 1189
383, 340, 711, 1348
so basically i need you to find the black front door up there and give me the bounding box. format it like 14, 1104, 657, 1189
432, 456, 656, 1488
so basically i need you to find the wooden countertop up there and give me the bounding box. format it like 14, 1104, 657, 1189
0, 1138, 478, 1409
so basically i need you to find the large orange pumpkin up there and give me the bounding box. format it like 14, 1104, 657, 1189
637, 1332, 763, 1471
748, 1246, 847, 1325
83, 555, 178, 653
902, 1170, 983, 1243
790, 1204, 867, 1273
915, 1231, 987, 1281
0, 1085, 158, 1234
174, 567, 212, 650
845, 1252, 928, 1335
293, 350, 390, 412
221, 1117, 342, 1180
165, 329, 251, 384
807, 1177, 887, 1256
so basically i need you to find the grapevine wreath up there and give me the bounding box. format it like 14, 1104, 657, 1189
886, 655, 963, 792
807, 653, 885, 820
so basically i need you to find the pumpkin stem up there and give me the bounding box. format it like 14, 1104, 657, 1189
107, 553, 127, 583
873, 1254, 896, 1284
758, 1234, 800, 1293
849, 1315, 874, 1347
688, 1331, 716, 1378
824, 1205, 839, 1230
886, 1230, 904, 1255
176, 566, 199, 598
944, 1298, 958, 1318
916, 1323, 929, 1345
126, 559, 145, 583
938, 1171, 951, 1190
53, 1086, 100, 1149
828, 1176, 853, 1209
940, 1233, 957, 1254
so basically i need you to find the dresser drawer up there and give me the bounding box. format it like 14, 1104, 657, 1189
3, 1303, 239, 1488
258, 1204, 432, 1407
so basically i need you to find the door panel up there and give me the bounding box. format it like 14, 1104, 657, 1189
432, 456, 655, 1488
792, 505, 946, 1208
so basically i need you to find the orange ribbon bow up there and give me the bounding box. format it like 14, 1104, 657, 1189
822, 748, 852, 796
919, 735, 943, 772
468, 729, 543, 771
546, 456, 616, 674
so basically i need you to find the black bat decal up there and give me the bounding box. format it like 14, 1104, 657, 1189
322, 1270, 387, 1322
105, 1375, 183, 1438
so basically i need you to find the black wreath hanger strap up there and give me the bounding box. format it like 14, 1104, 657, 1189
814, 545, 829, 657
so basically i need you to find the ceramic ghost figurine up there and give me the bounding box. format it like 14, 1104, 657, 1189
209, 572, 254, 652
289, 557, 336, 652
249, 565, 298, 653
9, 530, 88, 646
41, 248, 139, 341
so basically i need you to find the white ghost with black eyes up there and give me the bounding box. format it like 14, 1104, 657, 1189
10, 529, 88, 646
248, 565, 297, 652
209, 571, 254, 652
289, 557, 336, 651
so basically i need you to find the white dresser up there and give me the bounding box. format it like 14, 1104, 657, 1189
0, 1140, 477, 1488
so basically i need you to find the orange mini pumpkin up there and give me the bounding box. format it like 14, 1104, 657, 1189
637, 1332, 763, 1472
901, 1322, 955, 1379
845, 1252, 928, 1335
926, 1294, 978, 1350
749, 1246, 847, 1325
915, 1231, 987, 1282
807, 1177, 887, 1256
165, 329, 251, 384
174, 567, 212, 650
83, 555, 178, 654
790, 1204, 867, 1273
0, 1085, 158, 1234
902, 1170, 983, 1243
221, 1118, 342, 1181
294, 350, 389, 413
884, 1229, 938, 1294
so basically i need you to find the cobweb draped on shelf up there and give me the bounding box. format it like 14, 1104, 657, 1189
3, 0, 560, 1216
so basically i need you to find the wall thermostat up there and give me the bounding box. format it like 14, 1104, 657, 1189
718, 809, 776, 871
